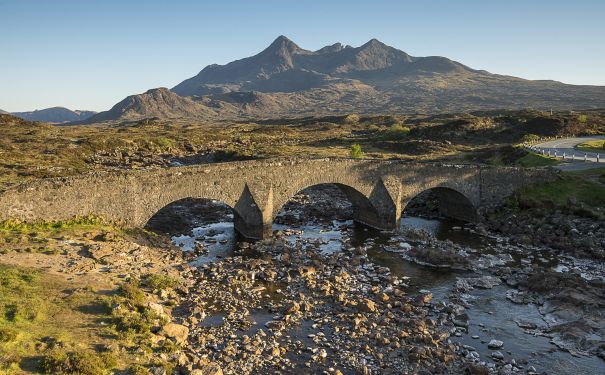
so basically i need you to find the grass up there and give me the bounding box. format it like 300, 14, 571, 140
0, 216, 118, 247
381, 123, 411, 140
576, 139, 605, 154
40, 349, 117, 375
107, 280, 170, 345
516, 152, 559, 167
350, 143, 363, 158
0, 265, 174, 373
0, 266, 47, 327
0, 264, 118, 373
514, 172, 605, 211
142, 273, 180, 290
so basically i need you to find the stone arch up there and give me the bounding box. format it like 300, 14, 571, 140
144, 196, 235, 235
140, 185, 267, 240
272, 181, 399, 231
402, 186, 477, 222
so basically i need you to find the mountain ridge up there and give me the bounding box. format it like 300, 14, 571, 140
85, 36, 605, 123
11, 107, 97, 123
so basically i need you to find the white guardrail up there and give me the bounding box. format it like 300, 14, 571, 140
521, 135, 604, 163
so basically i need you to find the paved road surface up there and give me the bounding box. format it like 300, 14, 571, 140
529, 136, 605, 170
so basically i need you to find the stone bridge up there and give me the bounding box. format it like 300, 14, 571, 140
0, 158, 557, 239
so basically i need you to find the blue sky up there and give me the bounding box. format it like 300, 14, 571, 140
1, 0, 604, 112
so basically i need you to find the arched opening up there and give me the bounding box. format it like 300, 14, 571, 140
272, 183, 382, 253
400, 187, 481, 245
402, 187, 476, 222
145, 197, 241, 264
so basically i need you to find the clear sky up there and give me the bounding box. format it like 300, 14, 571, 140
1, 0, 604, 112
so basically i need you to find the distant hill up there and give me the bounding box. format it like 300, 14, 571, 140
83, 88, 223, 123
11, 107, 96, 123
88, 36, 605, 123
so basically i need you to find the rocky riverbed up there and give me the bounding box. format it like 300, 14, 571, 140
148, 184, 605, 374
1, 185, 603, 374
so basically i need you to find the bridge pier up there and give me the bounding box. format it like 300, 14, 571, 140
232, 184, 274, 240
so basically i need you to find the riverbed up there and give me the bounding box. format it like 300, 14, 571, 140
162, 192, 605, 374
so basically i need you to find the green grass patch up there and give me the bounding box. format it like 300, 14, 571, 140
0, 216, 119, 244
0, 265, 126, 372
381, 123, 411, 141
576, 139, 605, 154
142, 274, 180, 290
40, 348, 117, 375
516, 152, 559, 167
107, 280, 168, 342
151, 137, 176, 152
514, 173, 605, 210
0, 266, 46, 326
350, 143, 363, 158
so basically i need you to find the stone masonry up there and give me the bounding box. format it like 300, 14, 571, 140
0, 158, 557, 239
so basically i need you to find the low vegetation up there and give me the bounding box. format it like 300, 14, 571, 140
1, 110, 604, 191
0, 216, 117, 252
576, 139, 605, 153
515, 152, 559, 167
142, 274, 180, 290
40, 349, 117, 375
0, 260, 180, 373
350, 143, 363, 158
0, 264, 116, 373
512, 169, 605, 215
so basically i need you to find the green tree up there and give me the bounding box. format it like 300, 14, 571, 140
350, 144, 363, 158
578, 114, 587, 123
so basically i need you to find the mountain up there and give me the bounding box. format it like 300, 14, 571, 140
172, 36, 470, 96
11, 107, 96, 123
83, 88, 224, 123
89, 36, 605, 123
0, 109, 8, 114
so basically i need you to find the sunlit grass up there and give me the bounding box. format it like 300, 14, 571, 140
576, 139, 605, 154
516, 152, 559, 167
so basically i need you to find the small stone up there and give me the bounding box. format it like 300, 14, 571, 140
159, 323, 189, 344
358, 298, 377, 313
491, 351, 504, 360
488, 339, 503, 349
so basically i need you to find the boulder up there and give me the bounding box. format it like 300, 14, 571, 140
159, 323, 189, 344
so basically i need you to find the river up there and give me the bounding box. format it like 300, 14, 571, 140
162, 193, 604, 374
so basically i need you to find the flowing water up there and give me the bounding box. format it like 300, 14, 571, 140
169, 209, 604, 374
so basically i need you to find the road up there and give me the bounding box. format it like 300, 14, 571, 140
528, 135, 605, 170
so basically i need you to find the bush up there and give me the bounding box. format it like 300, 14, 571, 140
154, 137, 175, 151
520, 133, 540, 144
142, 274, 180, 290
40, 349, 116, 375
343, 114, 360, 124
113, 312, 152, 334
119, 280, 145, 306
578, 114, 587, 123
350, 144, 363, 159
383, 123, 411, 140
0, 327, 18, 343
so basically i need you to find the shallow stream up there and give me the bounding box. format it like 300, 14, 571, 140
170, 206, 604, 374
